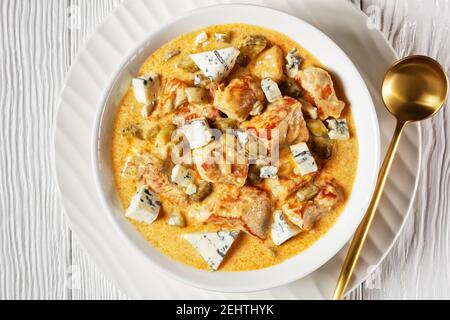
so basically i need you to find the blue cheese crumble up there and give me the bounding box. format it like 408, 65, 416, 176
185, 183, 198, 196
327, 118, 350, 140
189, 47, 240, 83
271, 211, 301, 245
260, 165, 278, 179
167, 211, 185, 227
290, 143, 318, 176
125, 186, 161, 224
132, 72, 160, 109
194, 31, 208, 46
171, 164, 195, 187
285, 48, 302, 78
182, 230, 240, 271
182, 118, 214, 149
261, 78, 282, 103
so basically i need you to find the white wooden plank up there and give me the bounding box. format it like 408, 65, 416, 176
349, 0, 450, 300
0, 0, 71, 299
65, 0, 128, 300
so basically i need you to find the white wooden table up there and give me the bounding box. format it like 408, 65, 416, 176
0, 0, 449, 300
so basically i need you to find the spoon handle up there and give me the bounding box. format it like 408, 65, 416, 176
333, 120, 406, 300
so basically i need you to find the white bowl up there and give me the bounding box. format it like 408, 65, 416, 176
92, 4, 380, 293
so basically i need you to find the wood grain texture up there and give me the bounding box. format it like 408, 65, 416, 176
0, 0, 71, 299
0, 0, 449, 300
349, 0, 450, 300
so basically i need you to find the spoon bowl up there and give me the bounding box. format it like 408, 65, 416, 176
382, 55, 448, 122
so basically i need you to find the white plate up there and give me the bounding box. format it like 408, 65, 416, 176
55, 0, 421, 299
91, 4, 379, 293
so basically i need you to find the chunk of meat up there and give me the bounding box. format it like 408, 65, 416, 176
242, 97, 309, 151
314, 180, 344, 211
132, 153, 189, 206
263, 148, 316, 200
192, 136, 249, 187
213, 75, 265, 121
282, 179, 343, 230
264, 175, 315, 201
172, 103, 221, 127
251, 46, 285, 83
202, 184, 272, 239
153, 78, 188, 117
296, 67, 345, 120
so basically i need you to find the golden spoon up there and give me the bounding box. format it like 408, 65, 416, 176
333, 55, 448, 300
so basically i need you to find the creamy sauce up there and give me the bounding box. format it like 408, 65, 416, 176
111, 23, 358, 271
